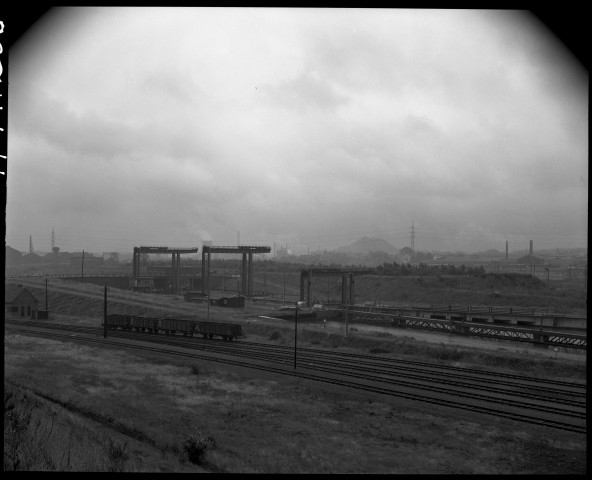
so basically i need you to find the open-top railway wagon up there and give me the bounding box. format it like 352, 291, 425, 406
105, 314, 244, 341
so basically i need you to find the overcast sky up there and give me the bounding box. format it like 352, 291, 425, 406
6, 8, 588, 255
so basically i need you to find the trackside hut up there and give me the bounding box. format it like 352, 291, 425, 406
5, 284, 39, 319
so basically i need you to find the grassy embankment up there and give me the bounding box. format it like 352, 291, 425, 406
4, 331, 587, 473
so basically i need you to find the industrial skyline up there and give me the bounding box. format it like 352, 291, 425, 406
11, 227, 586, 260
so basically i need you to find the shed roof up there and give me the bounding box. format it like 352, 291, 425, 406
5, 285, 38, 304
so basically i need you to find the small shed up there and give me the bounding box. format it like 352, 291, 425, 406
216, 295, 245, 308
184, 291, 209, 303
5, 284, 39, 319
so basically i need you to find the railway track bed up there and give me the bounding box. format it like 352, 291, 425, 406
7, 320, 586, 435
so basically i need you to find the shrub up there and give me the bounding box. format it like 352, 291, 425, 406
369, 348, 391, 354
269, 331, 282, 341
182, 434, 216, 465
4, 391, 33, 471
104, 438, 129, 472
435, 346, 464, 361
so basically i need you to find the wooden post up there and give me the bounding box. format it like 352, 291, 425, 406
104, 286, 108, 338
345, 304, 349, 340
294, 307, 298, 369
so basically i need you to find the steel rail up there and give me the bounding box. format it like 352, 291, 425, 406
8, 320, 586, 402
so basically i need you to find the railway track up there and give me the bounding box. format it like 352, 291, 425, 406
6, 320, 586, 434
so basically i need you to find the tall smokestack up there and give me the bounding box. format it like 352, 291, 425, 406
530, 240, 534, 275
505, 241, 508, 259
29, 236, 33, 254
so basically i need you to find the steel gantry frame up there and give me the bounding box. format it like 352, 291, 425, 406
201, 245, 271, 297
132, 246, 199, 291
299, 268, 373, 307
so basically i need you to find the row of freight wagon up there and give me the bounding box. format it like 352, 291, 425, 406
105, 314, 244, 341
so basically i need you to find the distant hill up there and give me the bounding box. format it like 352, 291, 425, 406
336, 237, 398, 255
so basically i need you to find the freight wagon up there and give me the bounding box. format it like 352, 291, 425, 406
134, 316, 160, 333
106, 314, 139, 331
159, 318, 198, 336
196, 321, 244, 341
105, 314, 244, 341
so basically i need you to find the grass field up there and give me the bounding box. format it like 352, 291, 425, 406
4, 276, 587, 472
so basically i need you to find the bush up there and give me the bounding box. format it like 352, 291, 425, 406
369, 348, 391, 354
269, 331, 282, 341
104, 438, 129, 472
435, 345, 464, 361
4, 391, 32, 471
182, 434, 216, 465
4, 389, 57, 471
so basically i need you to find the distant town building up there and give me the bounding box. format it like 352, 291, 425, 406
102, 252, 120, 264
70, 253, 104, 267
5, 246, 24, 265
517, 254, 545, 266
276, 245, 292, 258
21, 252, 43, 264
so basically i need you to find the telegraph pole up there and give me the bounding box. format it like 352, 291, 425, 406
344, 303, 350, 341
207, 252, 211, 322
294, 307, 298, 369
410, 221, 416, 265
545, 267, 550, 316
104, 286, 108, 338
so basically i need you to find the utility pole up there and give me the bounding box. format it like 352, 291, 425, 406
207, 253, 211, 322
345, 304, 349, 340
294, 306, 298, 369
309, 268, 313, 307
410, 221, 416, 265
545, 267, 550, 316
104, 286, 108, 338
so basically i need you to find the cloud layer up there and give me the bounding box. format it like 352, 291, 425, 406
6, 8, 588, 254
